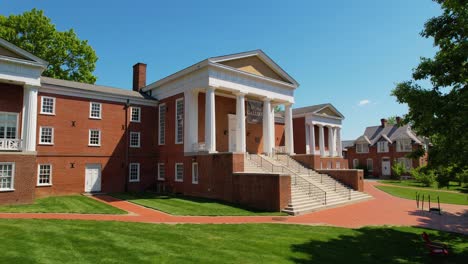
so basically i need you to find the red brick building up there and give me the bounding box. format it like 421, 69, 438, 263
346, 118, 429, 178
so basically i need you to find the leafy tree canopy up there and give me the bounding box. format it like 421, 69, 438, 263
392, 0, 467, 168
0, 9, 98, 83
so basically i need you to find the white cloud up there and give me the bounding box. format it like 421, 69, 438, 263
358, 99, 370, 106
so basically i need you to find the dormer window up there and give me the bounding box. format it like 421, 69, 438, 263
396, 139, 412, 152
377, 141, 389, 153
356, 143, 369, 153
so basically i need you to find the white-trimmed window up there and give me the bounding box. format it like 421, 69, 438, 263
175, 163, 183, 182
157, 163, 165, 180
396, 139, 412, 152
356, 143, 369, 153
0, 112, 18, 140
366, 159, 373, 172
192, 162, 199, 184
158, 104, 166, 145
0, 162, 14, 191
39, 127, 54, 145
377, 141, 389, 153
175, 98, 184, 144
37, 164, 52, 186
397, 158, 413, 171
129, 163, 140, 182
88, 129, 101, 146
353, 159, 359, 169
40, 96, 55, 115
130, 132, 140, 148
89, 102, 102, 119
131, 107, 141, 122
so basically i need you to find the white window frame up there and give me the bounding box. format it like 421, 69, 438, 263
37, 164, 52, 186
130, 107, 141, 123
396, 139, 412, 152
88, 129, 101, 147
366, 158, 373, 172
0, 162, 15, 191
89, 102, 102, 119
129, 132, 141, 148
39, 126, 54, 145
397, 157, 413, 171
175, 163, 183, 182
175, 98, 184, 144
192, 162, 199, 184
158, 103, 166, 145
377, 141, 389, 153
0, 112, 19, 140
40, 96, 56, 115
157, 163, 165, 180
353, 159, 359, 169
129, 163, 140, 182
356, 143, 369, 153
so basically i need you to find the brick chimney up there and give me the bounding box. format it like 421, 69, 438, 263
132, 63, 147, 92
380, 118, 388, 128
396, 116, 402, 125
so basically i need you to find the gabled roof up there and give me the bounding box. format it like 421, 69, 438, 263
355, 135, 371, 144
357, 123, 424, 145
0, 38, 48, 68
292, 103, 344, 119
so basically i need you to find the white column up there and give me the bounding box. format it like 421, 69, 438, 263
284, 103, 294, 154
235, 92, 246, 153
184, 89, 198, 152
318, 124, 325, 157
205, 86, 216, 153
21, 85, 39, 152
336, 127, 342, 157
305, 124, 310, 154
270, 103, 275, 153
309, 124, 316, 155
328, 126, 335, 157
262, 98, 272, 155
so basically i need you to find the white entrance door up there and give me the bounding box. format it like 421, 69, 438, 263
85, 164, 102, 192
382, 159, 391, 176
228, 114, 237, 152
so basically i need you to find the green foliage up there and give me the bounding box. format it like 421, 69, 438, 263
410, 166, 436, 187
386, 116, 397, 125
391, 162, 407, 180
391, 0, 468, 169
274, 105, 283, 113
406, 147, 426, 159
0, 9, 98, 83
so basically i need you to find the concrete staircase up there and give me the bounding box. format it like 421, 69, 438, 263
245, 153, 372, 215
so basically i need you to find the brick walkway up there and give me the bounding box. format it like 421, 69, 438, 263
1, 181, 467, 234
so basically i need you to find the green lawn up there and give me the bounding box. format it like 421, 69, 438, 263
0, 219, 466, 263
111, 192, 287, 216
0, 195, 126, 214
379, 180, 468, 193
376, 185, 468, 205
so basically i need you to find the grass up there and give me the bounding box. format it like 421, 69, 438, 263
0, 195, 126, 214
111, 192, 287, 216
0, 219, 466, 263
376, 185, 468, 205
379, 180, 468, 193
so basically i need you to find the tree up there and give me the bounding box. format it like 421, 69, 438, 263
0, 9, 98, 83
386, 116, 398, 125
392, 0, 467, 169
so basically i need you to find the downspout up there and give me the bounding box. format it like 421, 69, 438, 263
124, 99, 130, 192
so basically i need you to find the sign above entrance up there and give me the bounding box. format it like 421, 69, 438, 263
247, 100, 263, 124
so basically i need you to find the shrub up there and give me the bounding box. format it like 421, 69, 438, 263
410, 166, 436, 187
391, 162, 406, 181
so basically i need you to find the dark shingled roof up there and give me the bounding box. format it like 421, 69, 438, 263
358, 124, 424, 145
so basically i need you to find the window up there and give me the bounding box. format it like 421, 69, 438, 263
88, 129, 101, 146
37, 164, 52, 186
157, 163, 165, 180
131, 107, 141, 122
175, 98, 184, 144
192, 162, 199, 184
158, 104, 166, 145
130, 132, 140, 148
40, 96, 55, 115
396, 139, 412, 152
89, 102, 102, 119
377, 141, 389, 153
366, 159, 373, 172
175, 163, 183, 182
0, 163, 14, 191
129, 163, 140, 182
356, 143, 369, 153
397, 158, 413, 171
0, 112, 18, 140
39, 127, 54, 145
353, 159, 359, 169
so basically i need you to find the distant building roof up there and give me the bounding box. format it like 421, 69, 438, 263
355, 123, 424, 146
341, 140, 355, 150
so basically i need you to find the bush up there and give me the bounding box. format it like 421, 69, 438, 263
410, 166, 436, 187
391, 162, 406, 181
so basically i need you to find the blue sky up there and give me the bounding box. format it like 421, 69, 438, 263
2, 0, 441, 139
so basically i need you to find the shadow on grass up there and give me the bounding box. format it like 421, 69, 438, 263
289, 227, 468, 264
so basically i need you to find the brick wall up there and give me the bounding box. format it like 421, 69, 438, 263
0, 154, 36, 205
317, 169, 364, 191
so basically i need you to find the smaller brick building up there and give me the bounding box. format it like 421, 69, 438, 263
346, 118, 429, 178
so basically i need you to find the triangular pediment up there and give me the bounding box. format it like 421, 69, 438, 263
0, 46, 31, 60
314, 104, 344, 119
0, 38, 48, 66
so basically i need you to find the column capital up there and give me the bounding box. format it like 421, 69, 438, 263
206, 86, 217, 92
261, 97, 272, 102
234, 91, 247, 97
283, 102, 293, 107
